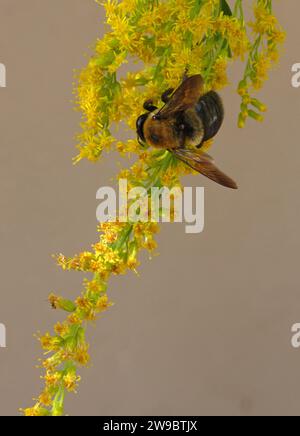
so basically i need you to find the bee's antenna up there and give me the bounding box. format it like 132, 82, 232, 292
143, 100, 158, 112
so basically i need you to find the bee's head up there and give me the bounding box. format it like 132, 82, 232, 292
143, 114, 177, 149
136, 112, 166, 147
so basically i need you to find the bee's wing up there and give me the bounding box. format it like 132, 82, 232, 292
158, 75, 204, 118
171, 148, 238, 189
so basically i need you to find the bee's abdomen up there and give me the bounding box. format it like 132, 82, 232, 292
195, 91, 224, 145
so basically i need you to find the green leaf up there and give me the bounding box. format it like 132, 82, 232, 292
184, 30, 193, 49
190, 0, 204, 19
93, 50, 115, 68
220, 0, 233, 16
58, 298, 76, 313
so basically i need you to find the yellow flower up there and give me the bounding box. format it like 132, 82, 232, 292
54, 322, 69, 337
214, 16, 249, 59
252, 4, 278, 35
67, 313, 82, 325
74, 345, 90, 366
212, 56, 229, 89
143, 236, 157, 252
254, 54, 271, 82
63, 373, 81, 392
39, 333, 60, 351
102, 0, 118, 19
44, 371, 61, 388
38, 391, 53, 407
75, 297, 90, 310
127, 241, 140, 271
22, 406, 49, 417
96, 294, 112, 311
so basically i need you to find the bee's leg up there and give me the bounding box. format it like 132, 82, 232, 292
138, 137, 148, 148
182, 67, 189, 82
161, 88, 174, 103
143, 99, 158, 112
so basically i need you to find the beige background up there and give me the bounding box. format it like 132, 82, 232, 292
0, 0, 299, 416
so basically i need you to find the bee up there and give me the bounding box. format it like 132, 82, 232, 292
136, 74, 238, 189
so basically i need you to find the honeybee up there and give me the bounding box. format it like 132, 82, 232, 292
136, 74, 238, 189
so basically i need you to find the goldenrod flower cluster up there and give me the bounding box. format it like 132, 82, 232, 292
237, 0, 285, 127
23, 0, 284, 416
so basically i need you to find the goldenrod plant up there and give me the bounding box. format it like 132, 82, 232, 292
23, 0, 284, 416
